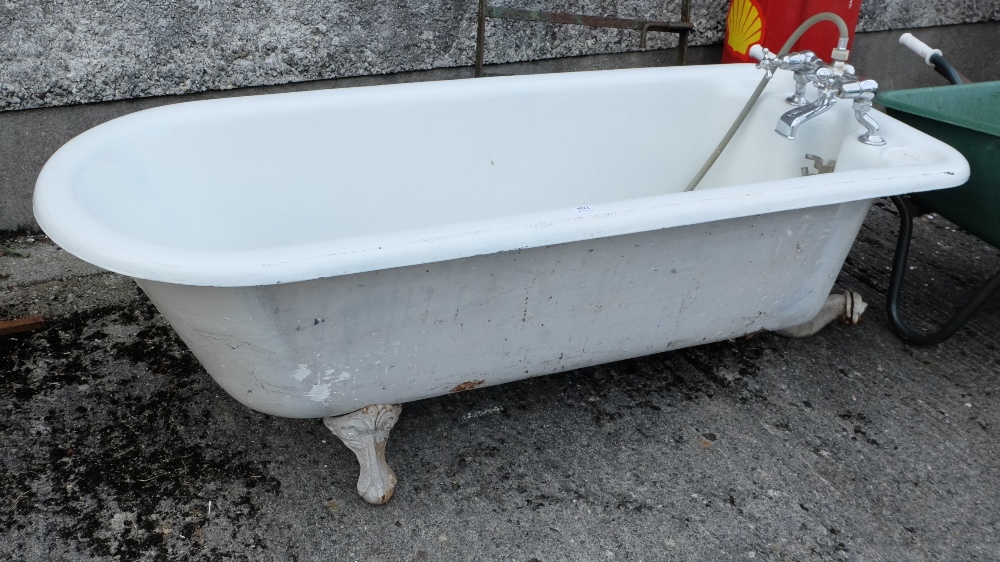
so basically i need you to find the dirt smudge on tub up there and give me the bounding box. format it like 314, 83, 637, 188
451, 380, 486, 393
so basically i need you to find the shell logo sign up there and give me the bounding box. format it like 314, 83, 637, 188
721, 0, 863, 64
725, 0, 765, 61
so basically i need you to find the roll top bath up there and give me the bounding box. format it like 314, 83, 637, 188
35, 66, 968, 505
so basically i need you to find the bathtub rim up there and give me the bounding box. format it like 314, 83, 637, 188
33, 68, 971, 287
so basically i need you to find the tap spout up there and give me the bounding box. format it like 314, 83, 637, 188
775, 93, 837, 140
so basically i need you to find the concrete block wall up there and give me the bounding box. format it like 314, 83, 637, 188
2, 0, 999, 231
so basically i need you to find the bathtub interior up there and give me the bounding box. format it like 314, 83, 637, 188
66, 68, 871, 252
35, 64, 969, 286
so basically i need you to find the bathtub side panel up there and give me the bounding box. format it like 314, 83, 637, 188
136, 201, 870, 418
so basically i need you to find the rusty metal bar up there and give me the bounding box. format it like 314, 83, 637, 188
475, 1, 694, 77
676, 0, 691, 66
485, 7, 692, 33
476, 0, 488, 77
0, 315, 46, 336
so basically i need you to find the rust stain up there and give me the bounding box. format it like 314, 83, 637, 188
450, 380, 485, 393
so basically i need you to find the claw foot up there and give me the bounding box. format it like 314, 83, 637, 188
774, 290, 867, 338
324, 404, 402, 505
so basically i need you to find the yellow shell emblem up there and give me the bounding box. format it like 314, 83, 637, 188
726, 0, 764, 57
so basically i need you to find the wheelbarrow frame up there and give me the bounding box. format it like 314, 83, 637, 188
878, 52, 1000, 344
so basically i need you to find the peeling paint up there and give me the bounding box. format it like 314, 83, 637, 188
307, 384, 331, 401
292, 364, 311, 381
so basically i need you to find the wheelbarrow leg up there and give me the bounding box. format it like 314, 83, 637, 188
886, 195, 1000, 345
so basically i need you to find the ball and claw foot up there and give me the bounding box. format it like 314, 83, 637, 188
774, 290, 867, 338
324, 404, 402, 505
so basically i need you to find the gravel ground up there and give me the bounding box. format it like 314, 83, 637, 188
3, 199, 1000, 561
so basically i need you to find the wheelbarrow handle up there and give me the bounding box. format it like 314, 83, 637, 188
898, 32, 967, 85
899, 32, 942, 66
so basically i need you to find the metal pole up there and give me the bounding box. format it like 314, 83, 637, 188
475, 0, 486, 77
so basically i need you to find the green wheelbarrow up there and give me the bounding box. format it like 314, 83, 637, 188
876, 34, 1000, 345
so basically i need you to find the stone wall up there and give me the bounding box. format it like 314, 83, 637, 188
2, 0, 997, 113
2, 1, 999, 231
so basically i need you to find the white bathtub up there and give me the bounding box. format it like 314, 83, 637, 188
34, 64, 968, 503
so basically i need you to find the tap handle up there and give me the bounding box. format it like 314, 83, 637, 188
751, 45, 782, 77
777, 51, 820, 72
754, 48, 823, 79
839, 78, 879, 100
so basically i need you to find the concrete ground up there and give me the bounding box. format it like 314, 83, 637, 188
3, 199, 1000, 561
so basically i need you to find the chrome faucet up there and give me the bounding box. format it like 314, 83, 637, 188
776, 84, 838, 138
753, 47, 886, 146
